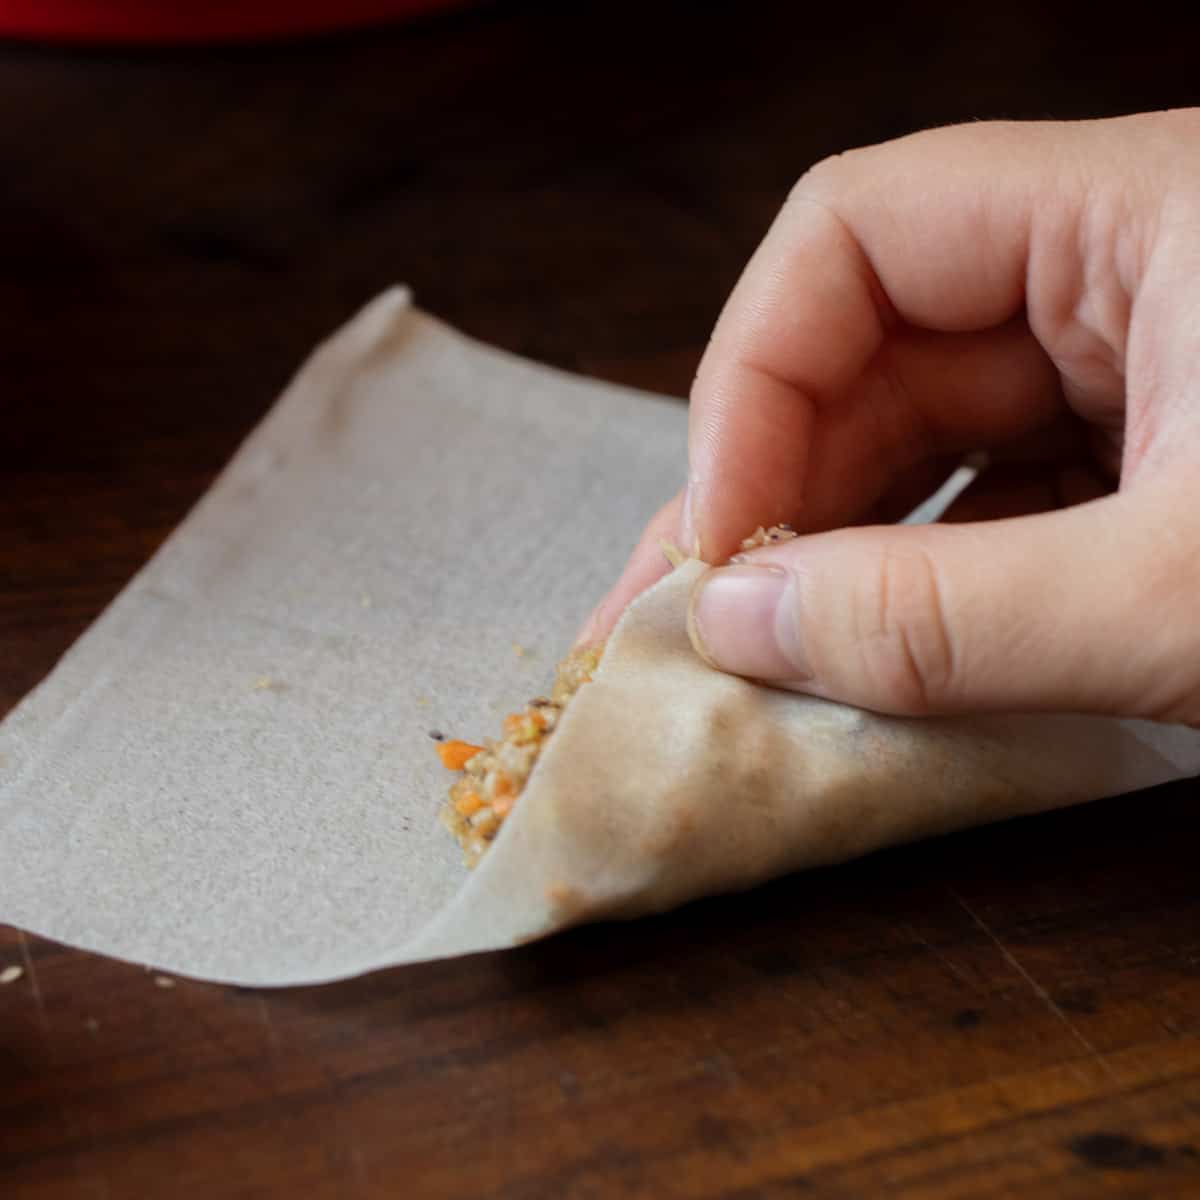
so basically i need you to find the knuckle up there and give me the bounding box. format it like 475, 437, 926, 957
851, 543, 958, 715
789, 149, 862, 206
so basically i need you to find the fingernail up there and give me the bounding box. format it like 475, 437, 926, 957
687, 564, 809, 681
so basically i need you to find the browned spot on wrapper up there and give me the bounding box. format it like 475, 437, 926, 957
545, 881, 591, 921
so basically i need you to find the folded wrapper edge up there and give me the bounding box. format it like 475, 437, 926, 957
404, 558, 1200, 964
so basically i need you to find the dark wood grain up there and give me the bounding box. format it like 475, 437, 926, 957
2, 3, 1200, 1196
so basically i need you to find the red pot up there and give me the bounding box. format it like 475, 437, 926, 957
0, 0, 474, 44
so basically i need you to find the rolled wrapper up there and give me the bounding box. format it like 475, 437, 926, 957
410, 558, 1200, 960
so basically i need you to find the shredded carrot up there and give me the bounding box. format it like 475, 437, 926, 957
493, 773, 515, 799
453, 790, 484, 816
502, 710, 547, 744
473, 811, 501, 838
436, 740, 484, 770
492, 795, 513, 818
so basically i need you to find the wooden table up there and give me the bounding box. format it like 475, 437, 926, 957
3, 4, 1199, 1196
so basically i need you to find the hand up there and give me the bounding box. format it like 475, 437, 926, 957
582, 110, 1200, 725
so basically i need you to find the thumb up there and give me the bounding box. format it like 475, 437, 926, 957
686, 493, 1199, 723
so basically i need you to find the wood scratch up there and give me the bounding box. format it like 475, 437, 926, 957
950, 888, 1113, 1077
256, 993, 282, 1055
905, 923, 975, 989
18, 930, 48, 1031
17, 932, 109, 1200
80, 1113, 112, 1200
346, 1130, 371, 1195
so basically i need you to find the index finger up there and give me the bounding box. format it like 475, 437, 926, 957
686, 117, 1114, 561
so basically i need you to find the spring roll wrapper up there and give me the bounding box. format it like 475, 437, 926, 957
3, 288, 1198, 986
421, 556, 1200, 956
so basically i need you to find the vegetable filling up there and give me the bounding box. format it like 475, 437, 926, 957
437, 644, 603, 865
436, 526, 796, 864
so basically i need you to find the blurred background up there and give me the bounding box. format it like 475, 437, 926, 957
4, 0, 1200, 702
